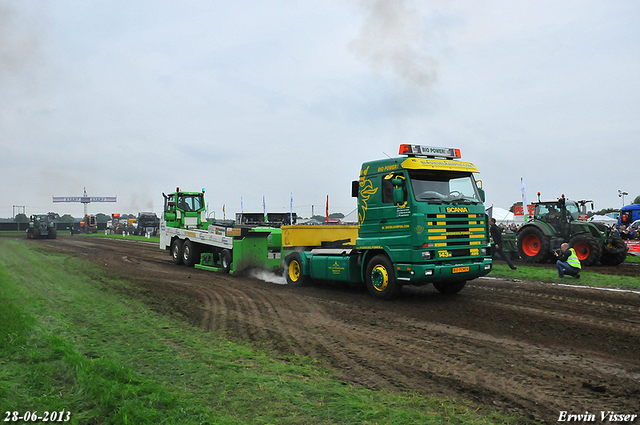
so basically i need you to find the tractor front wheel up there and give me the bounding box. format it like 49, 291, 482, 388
600, 235, 627, 266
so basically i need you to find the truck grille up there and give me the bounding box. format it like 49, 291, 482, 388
424, 213, 487, 248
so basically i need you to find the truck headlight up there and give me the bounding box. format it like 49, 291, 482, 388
422, 251, 432, 260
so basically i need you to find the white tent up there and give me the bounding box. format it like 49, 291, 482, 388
490, 207, 515, 224
588, 215, 618, 225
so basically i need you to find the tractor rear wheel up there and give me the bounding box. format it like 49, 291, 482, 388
517, 227, 550, 263
599, 235, 627, 266
569, 234, 601, 266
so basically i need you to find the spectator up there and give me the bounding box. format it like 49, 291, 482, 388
618, 224, 631, 240
490, 218, 517, 270
555, 243, 581, 278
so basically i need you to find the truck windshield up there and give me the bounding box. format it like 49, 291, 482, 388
409, 170, 481, 204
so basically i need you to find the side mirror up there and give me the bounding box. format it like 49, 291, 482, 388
392, 176, 407, 207
351, 181, 359, 198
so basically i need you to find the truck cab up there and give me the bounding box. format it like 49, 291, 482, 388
283, 144, 492, 299
354, 144, 491, 295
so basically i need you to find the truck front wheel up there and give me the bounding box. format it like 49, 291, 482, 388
365, 255, 401, 300
433, 280, 466, 295
285, 252, 310, 286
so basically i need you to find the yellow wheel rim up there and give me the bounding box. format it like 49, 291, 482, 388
289, 260, 301, 282
371, 265, 389, 292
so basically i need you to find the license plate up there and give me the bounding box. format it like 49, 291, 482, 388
452, 266, 469, 273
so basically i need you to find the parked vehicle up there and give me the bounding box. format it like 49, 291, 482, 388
26, 213, 57, 239
509, 195, 626, 266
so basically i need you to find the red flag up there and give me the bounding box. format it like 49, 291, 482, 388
326, 195, 329, 222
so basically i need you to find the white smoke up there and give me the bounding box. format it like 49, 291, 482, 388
349, 0, 438, 91
249, 269, 287, 285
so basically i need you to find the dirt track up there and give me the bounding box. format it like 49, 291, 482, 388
34, 236, 640, 423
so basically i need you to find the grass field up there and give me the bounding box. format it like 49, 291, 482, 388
490, 260, 640, 290
0, 238, 530, 425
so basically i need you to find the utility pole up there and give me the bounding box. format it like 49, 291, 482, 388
618, 190, 628, 207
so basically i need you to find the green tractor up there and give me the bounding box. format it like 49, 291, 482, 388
513, 195, 626, 266
27, 213, 58, 239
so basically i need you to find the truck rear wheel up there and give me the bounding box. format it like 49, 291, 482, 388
221, 249, 232, 273
365, 254, 401, 300
171, 239, 184, 265
433, 280, 466, 295
285, 252, 310, 286
182, 240, 200, 267
48, 228, 57, 239
569, 234, 601, 266
517, 227, 550, 263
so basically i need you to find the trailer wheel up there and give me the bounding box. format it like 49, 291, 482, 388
171, 239, 184, 265
569, 234, 601, 266
365, 254, 401, 300
433, 280, 466, 295
517, 227, 550, 263
221, 249, 232, 273
285, 252, 310, 286
182, 240, 200, 267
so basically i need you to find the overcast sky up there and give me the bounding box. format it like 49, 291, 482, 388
2, 0, 639, 220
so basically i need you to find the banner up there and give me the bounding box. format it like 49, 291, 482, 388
520, 178, 528, 221
52, 196, 116, 203
627, 241, 640, 256
326, 195, 329, 222
263, 196, 268, 223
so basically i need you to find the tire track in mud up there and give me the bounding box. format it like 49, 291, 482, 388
37, 236, 640, 423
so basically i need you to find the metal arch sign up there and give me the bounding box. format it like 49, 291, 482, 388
53, 196, 117, 203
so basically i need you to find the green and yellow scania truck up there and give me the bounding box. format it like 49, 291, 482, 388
161, 144, 492, 299
282, 144, 492, 299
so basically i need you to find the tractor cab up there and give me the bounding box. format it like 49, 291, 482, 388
163, 188, 207, 229
533, 195, 580, 240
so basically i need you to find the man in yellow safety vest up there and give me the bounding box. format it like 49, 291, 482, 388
555, 243, 582, 278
